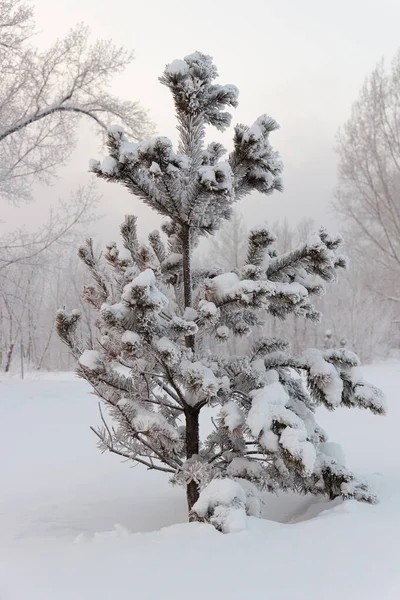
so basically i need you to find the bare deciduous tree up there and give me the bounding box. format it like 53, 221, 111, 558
335, 51, 400, 305
0, 183, 97, 372
206, 209, 248, 270
0, 184, 98, 270
0, 0, 152, 205
0, 0, 152, 371
0, 186, 97, 371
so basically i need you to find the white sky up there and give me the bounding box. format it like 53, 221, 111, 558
4, 0, 400, 243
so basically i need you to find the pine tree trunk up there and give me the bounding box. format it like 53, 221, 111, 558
181, 224, 200, 514
185, 406, 200, 513
182, 224, 195, 351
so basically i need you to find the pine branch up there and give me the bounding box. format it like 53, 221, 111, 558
90, 427, 175, 473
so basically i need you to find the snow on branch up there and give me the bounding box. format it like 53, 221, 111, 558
160, 52, 239, 131
267, 228, 347, 282
229, 115, 283, 200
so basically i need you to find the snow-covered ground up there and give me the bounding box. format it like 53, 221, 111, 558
0, 362, 399, 599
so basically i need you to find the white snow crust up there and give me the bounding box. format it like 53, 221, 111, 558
0, 362, 399, 599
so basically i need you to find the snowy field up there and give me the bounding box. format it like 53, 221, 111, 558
0, 362, 399, 599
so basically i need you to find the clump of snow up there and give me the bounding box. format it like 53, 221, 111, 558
155, 337, 182, 366
132, 406, 180, 441
100, 156, 118, 175
107, 124, 125, 135
116, 397, 133, 409
130, 268, 155, 287
247, 382, 316, 471
227, 457, 263, 480
301, 348, 343, 407
121, 331, 141, 345
275, 281, 308, 304
349, 368, 386, 414
243, 121, 264, 143
209, 272, 240, 301
238, 479, 263, 517
119, 140, 139, 163
207, 272, 277, 306
324, 348, 360, 367
121, 331, 142, 357
319, 441, 346, 466
220, 375, 230, 392
118, 248, 132, 263
165, 59, 190, 76
198, 162, 233, 192
216, 325, 230, 340
181, 361, 219, 401
279, 428, 316, 473
192, 478, 247, 533
122, 269, 168, 313
88, 158, 100, 170
247, 382, 291, 438
162, 253, 182, 270
183, 307, 198, 321
220, 401, 244, 431
260, 429, 279, 452
78, 350, 104, 373
250, 224, 277, 238
265, 369, 280, 384
209, 504, 247, 534
149, 161, 161, 174
198, 300, 219, 319
353, 382, 386, 413
307, 232, 325, 251
170, 316, 198, 336
101, 302, 130, 324
235, 115, 282, 191
242, 114, 279, 144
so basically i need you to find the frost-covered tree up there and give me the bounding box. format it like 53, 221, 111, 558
58, 52, 385, 533
0, 0, 151, 204
0, 184, 99, 372
335, 50, 400, 306
206, 209, 248, 270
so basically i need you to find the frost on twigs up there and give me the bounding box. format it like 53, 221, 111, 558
90, 52, 282, 234
161, 52, 239, 131
0, 16, 153, 205
58, 49, 385, 532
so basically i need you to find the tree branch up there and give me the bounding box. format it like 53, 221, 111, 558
90, 426, 175, 473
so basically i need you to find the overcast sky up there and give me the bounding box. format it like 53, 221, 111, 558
4, 0, 400, 243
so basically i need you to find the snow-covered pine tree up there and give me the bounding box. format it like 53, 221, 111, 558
57, 52, 385, 533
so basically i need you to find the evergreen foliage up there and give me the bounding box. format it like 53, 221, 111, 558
57, 52, 385, 532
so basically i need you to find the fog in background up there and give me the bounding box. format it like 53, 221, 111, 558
3, 0, 400, 243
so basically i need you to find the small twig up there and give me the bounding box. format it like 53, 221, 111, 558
140, 395, 184, 412
90, 427, 175, 473
141, 371, 169, 379
155, 378, 182, 405
98, 402, 112, 441
208, 451, 224, 464
143, 373, 151, 401
116, 403, 183, 468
